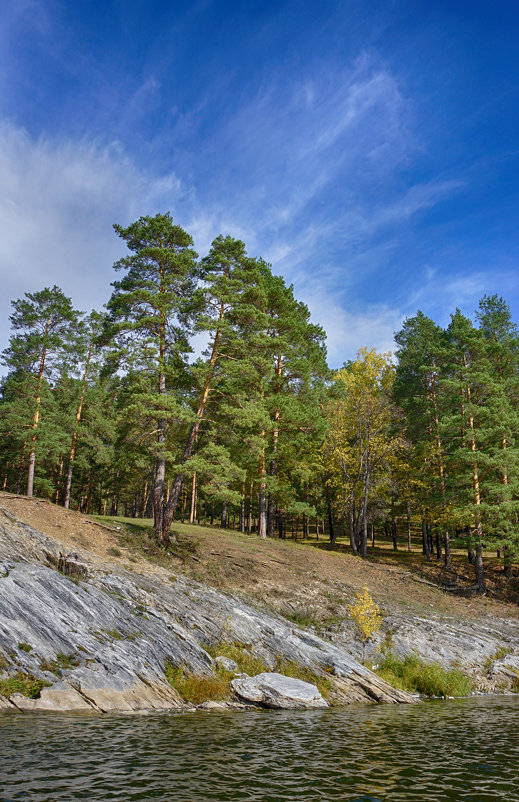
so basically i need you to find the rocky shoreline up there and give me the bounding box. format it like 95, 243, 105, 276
1, 502, 519, 714
0, 504, 414, 713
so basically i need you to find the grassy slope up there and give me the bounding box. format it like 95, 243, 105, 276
1, 492, 518, 633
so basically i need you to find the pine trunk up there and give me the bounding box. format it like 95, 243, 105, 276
189, 473, 197, 524
257, 427, 267, 538
27, 322, 49, 497
161, 301, 225, 540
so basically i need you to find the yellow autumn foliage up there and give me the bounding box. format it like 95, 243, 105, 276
348, 585, 382, 663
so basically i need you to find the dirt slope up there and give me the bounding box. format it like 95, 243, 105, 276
2, 492, 517, 630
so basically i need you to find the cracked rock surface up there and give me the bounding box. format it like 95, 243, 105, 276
0, 504, 415, 712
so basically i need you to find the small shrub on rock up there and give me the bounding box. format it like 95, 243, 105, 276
165, 662, 230, 705
0, 672, 50, 699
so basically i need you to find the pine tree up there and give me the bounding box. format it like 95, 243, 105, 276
106, 213, 198, 543
474, 296, 519, 576
442, 310, 490, 590
260, 272, 328, 538
394, 312, 452, 567
160, 235, 266, 539
1, 286, 80, 497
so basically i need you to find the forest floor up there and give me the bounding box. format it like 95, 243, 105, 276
1, 492, 518, 633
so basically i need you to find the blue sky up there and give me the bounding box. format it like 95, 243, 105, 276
1, 0, 519, 366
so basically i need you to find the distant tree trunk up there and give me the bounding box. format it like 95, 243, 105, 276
16, 441, 27, 495
430, 373, 450, 570
349, 508, 358, 554
443, 530, 451, 569
426, 522, 433, 555
141, 480, 149, 517
153, 333, 167, 541
221, 501, 227, 529
360, 471, 370, 558
257, 492, 266, 538
247, 479, 253, 533
466, 364, 485, 591
360, 514, 368, 559
391, 518, 398, 551
54, 456, 64, 504
326, 486, 335, 547
503, 546, 513, 578
371, 521, 375, 548
267, 497, 275, 537
27, 319, 50, 498
257, 437, 267, 538
189, 473, 197, 524
474, 537, 485, 592
435, 528, 442, 561
239, 493, 245, 533
85, 474, 94, 514
422, 520, 431, 559
406, 501, 412, 552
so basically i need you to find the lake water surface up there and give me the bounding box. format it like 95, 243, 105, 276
1, 696, 518, 801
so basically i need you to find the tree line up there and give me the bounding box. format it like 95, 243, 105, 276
1, 212, 518, 592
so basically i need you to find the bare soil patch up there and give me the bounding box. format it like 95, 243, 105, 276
2, 492, 517, 629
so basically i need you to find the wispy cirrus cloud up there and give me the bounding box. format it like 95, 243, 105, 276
0, 38, 486, 366
0, 123, 184, 343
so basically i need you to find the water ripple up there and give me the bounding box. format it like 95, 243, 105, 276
0, 696, 518, 801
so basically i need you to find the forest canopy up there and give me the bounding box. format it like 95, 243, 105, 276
2, 212, 518, 593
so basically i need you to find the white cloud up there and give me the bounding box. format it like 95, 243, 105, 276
0, 123, 184, 351
297, 281, 404, 367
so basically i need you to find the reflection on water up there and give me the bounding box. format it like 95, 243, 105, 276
0, 696, 518, 801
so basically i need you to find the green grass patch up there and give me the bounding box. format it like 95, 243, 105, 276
285, 609, 319, 628
39, 653, 81, 675
484, 645, 514, 672
0, 672, 51, 699
376, 653, 473, 697
204, 642, 268, 676
165, 662, 230, 705
106, 547, 122, 557
18, 642, 32, 653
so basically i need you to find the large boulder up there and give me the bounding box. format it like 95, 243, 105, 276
231, 672, 328, 709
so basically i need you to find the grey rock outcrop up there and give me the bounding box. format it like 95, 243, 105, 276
322, 605, 519, 692
0, 504, 415, 713
214, 656, 239, 673
231, 672, 328, 708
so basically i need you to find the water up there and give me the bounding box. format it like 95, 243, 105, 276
0, 696, 518, 801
